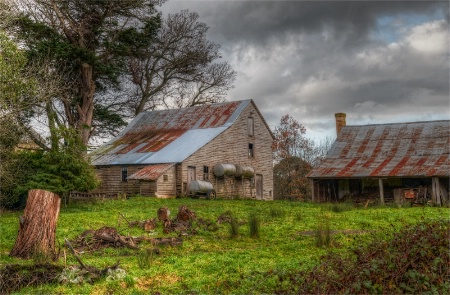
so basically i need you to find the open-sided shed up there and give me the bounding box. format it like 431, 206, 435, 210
308, 114, 449, 205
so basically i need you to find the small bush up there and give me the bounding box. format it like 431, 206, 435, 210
248, 212, 260, 238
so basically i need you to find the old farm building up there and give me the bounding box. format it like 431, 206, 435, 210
90, 100, 274, 200
308, 114, 450, 205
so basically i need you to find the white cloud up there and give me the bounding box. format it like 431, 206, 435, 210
405, 20, 448, 54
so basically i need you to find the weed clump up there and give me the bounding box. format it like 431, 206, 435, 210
248, 212, 260, 238
229, 213, 239, 238
137, 248, 159, 269
269, 208, 286, 218
314, 214, 332, 248
329, 203, 353, 213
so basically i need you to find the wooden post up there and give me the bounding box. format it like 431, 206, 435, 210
378, 179, 385, 205
10, 189, 61, 260
310, 179, 315, 202
432, 177, 442, 206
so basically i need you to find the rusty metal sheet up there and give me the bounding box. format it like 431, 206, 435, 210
128, 163, 175, 181
91, 100, 250, 166
308, 120, 450, 178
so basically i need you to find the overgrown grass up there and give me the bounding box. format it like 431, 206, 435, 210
0, 197, 448, 294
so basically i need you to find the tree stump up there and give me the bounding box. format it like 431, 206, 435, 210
10, 189, 61, 260
157, 207, 170, 221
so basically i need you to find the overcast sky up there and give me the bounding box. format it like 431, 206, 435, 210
160, 0, 449, 140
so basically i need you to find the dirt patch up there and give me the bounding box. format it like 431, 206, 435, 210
298, 229, 373, 236
0, 263, 63, 294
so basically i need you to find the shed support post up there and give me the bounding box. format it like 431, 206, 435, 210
378, 179, 385, 205
432, 177, 441, 206
310, 179, 315, 202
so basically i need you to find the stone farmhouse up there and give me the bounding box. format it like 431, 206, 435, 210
90, 100, 274, 200
308, 114, 449, 205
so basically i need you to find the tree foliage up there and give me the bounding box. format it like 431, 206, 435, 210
272, 114, 334, 199
274, 157, 311, 200
3, 0, 162, 146
1, 128, 99, 208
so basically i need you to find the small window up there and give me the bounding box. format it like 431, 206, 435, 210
163, 175, 169, 182
121, 167, 128, 182
248, 143, 254, 158
247, 117, 254, 136
203, 166, 209, 180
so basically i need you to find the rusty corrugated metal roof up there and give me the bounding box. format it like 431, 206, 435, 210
91, 100, 251, 165
308, 120, 450, 178
128, 163, 175, 181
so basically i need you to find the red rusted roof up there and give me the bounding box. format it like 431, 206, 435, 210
308, 120, 450, 178
128, 163, 175, 180
91, 100, 255, 166
114, 101, 242, 154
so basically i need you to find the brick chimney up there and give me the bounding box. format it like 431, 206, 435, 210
335, 113, 346, 136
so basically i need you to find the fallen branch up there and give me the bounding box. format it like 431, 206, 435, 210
64, 239, 86, 269
64, 238, 120, 279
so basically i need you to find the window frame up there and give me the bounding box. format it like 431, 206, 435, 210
248, 143, 254, 158
247, 117, 254, 136
121, 167, 128, 182
203, 165, 209, 180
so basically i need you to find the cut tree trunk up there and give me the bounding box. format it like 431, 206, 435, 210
10, 189, 61, 260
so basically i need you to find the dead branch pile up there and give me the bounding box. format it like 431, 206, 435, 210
72, 226, 139, 252
0, 263, 63, 294
119, 212, 157, 232
71, 205, 205, 252
163, 205, 198, 235
217, 211, 232, 224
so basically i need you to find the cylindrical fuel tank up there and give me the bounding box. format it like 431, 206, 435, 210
213, 163, 236, 177
189, 180, 213, 192
235, 165, 255, 178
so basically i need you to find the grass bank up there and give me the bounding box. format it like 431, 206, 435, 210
0, 197, 448, 294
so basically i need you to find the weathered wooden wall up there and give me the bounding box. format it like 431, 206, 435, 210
181, 102, 274, 200
94, 165, 177, 198
155, 166, 176, 198
94, 165, 144, 195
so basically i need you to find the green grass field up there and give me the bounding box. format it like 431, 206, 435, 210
0, 197, 448, 294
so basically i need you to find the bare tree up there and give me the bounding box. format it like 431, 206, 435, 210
128, 10, 236, 114
272, 114, 310, 162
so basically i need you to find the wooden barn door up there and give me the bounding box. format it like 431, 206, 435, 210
255, 174, 263, 199
186, 166, 196, 194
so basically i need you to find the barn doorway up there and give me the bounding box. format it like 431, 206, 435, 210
186, 166, 196, 193
255, 174, 263, 199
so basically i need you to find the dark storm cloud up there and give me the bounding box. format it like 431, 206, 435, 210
164, 1, 446, 46
161, 1, 450, 139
